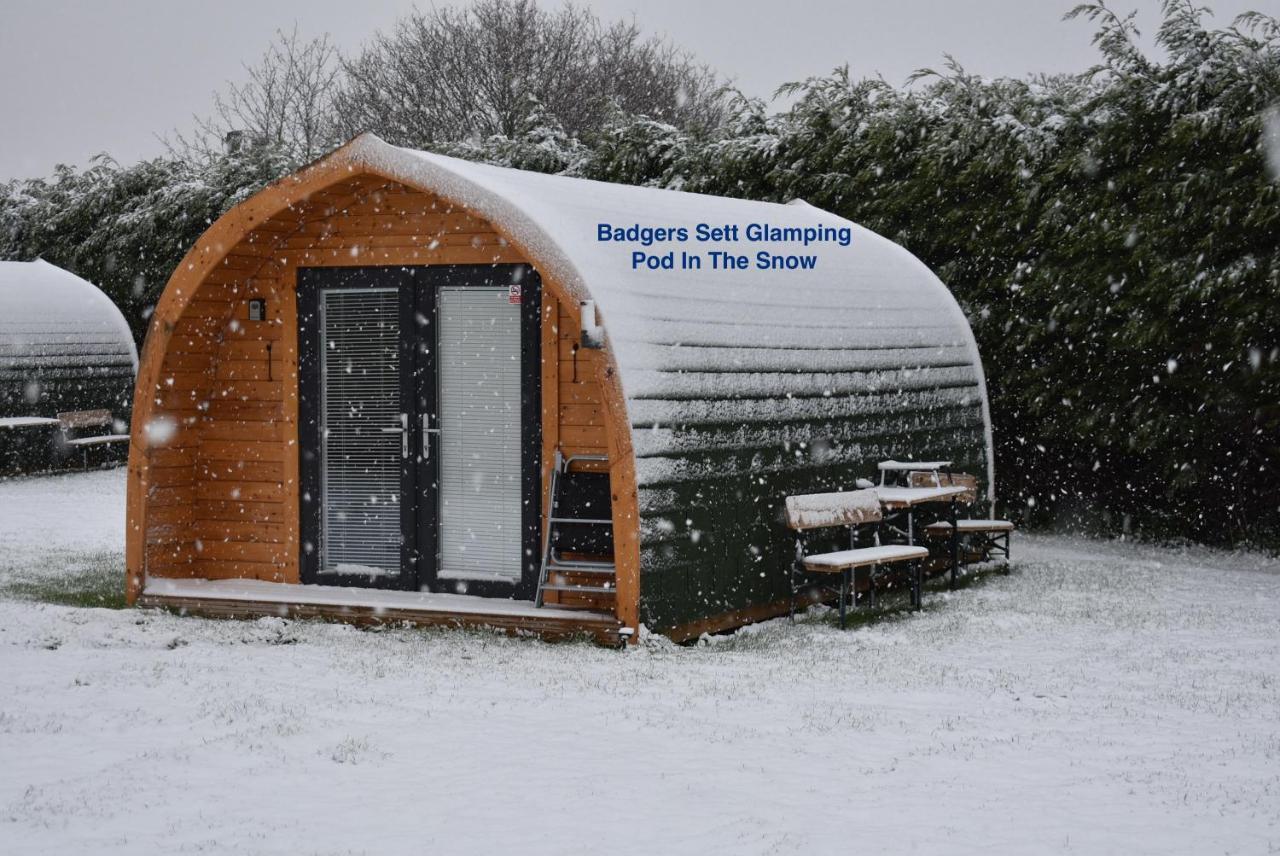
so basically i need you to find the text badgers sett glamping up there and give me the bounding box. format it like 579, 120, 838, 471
596, 220, 855, 271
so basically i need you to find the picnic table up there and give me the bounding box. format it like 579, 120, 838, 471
875, 471, 968, 537
875, 463, 969, 588
0, 417, 59, 429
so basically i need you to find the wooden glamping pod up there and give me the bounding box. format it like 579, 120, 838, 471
126, 133, 993, 644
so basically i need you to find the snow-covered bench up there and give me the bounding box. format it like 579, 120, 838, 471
57, 410, 129, 467
910, 471, 1014, 570
785, 488, 929, 628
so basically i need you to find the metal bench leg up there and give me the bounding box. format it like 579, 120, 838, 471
790, 535, 803, 622
789, 560, 796, 622
948, 499, 959, 589
839, 569, 849, 629
914, 560, 923, 610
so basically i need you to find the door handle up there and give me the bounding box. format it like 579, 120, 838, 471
379, 413, 409, 459
421, 413, 441, 461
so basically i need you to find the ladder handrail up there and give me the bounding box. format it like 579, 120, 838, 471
535, 448, 613, 609
563, 452, 608, 470
534, 449, 564, 608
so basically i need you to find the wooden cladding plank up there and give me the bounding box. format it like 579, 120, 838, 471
199, 460, 286, 482
150, 388, 213, 412
149, 370, 214, 393
195, 500, 287, 523
202, 261, 284, 286
339, 194, 484, 218
199, 440, 285, 463
207, 380, 283, 402
146, 541, 195, 566
560, 425, 607, 446
220, 340, 283, 361
220, 322, 285, 342
195, 540, 290, 564
147, 485, 194, 507
146, 504, 195, 526
199, 420, 287, 443
196, 480, 285, 503
172, 315, 226, 338
206, 399, 285, 421
560, 404, 604, 426
214, 358, 285, 382
160, 352, 216, 373
193, 279, 281, 303
291, 214, 494, 238
192, 559, 293, 582
148, 447, 197, 469
145, 564, 203, 581
195, 521, 289, 543
559, 381, 603, 404
147, 466, 195, 488
216, 252, 274, 272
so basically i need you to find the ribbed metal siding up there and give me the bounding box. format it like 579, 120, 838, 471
631, 341, 988, 631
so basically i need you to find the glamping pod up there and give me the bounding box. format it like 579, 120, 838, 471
1, 260, 138, 471
126, 134, 992, 643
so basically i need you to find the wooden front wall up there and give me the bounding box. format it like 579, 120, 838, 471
142, 177, 613, 587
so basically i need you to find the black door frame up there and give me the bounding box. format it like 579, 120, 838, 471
297, 264, 542, 599
297, 266, 419, 590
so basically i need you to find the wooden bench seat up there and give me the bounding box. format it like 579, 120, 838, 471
57, 410, 128, 467
784, 488, 927, 627
65, 433, 130, 448
923, 518, 1014, 569
923, 519, 1014, 534
803, 544, 929, 572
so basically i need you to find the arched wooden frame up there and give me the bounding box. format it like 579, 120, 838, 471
125, 138, 641, 634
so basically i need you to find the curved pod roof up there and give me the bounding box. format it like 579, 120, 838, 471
347, 135, 993, 483
0, 259, 138, 415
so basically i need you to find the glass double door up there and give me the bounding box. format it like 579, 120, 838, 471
297, 264, 540, 597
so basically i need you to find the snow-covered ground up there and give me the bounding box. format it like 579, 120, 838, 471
1, 470, 1278, 855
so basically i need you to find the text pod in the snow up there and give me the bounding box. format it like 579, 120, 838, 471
597, 220, 853, 272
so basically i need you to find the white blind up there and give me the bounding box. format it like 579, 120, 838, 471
436, 286, 523, 581
319, 288, 402, 577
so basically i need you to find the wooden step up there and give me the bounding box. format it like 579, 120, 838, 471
540, 583, 616, 595
547, 558, 615, 572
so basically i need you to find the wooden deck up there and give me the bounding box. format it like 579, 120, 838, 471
138, 578, 625, 646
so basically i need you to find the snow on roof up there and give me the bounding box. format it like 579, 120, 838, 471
285, 136, 993, 507
0, 259, 138, 370
342, 135, 992, 481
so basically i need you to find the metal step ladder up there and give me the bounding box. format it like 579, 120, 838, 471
535, 450, 615, 608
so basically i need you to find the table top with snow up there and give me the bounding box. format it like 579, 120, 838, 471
877, 459, 953, 471
874, 484, 970, 507
1, 468, 1277, 855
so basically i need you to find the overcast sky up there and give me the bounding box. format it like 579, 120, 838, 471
1, 0, 1276, 181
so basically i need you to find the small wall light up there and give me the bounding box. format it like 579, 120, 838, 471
580, 300, 603, 349
248, 298, 266, 322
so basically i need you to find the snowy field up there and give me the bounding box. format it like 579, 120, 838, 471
1, 470, 1278, 855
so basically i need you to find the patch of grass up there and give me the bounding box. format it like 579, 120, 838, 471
0, 550, 126, 609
